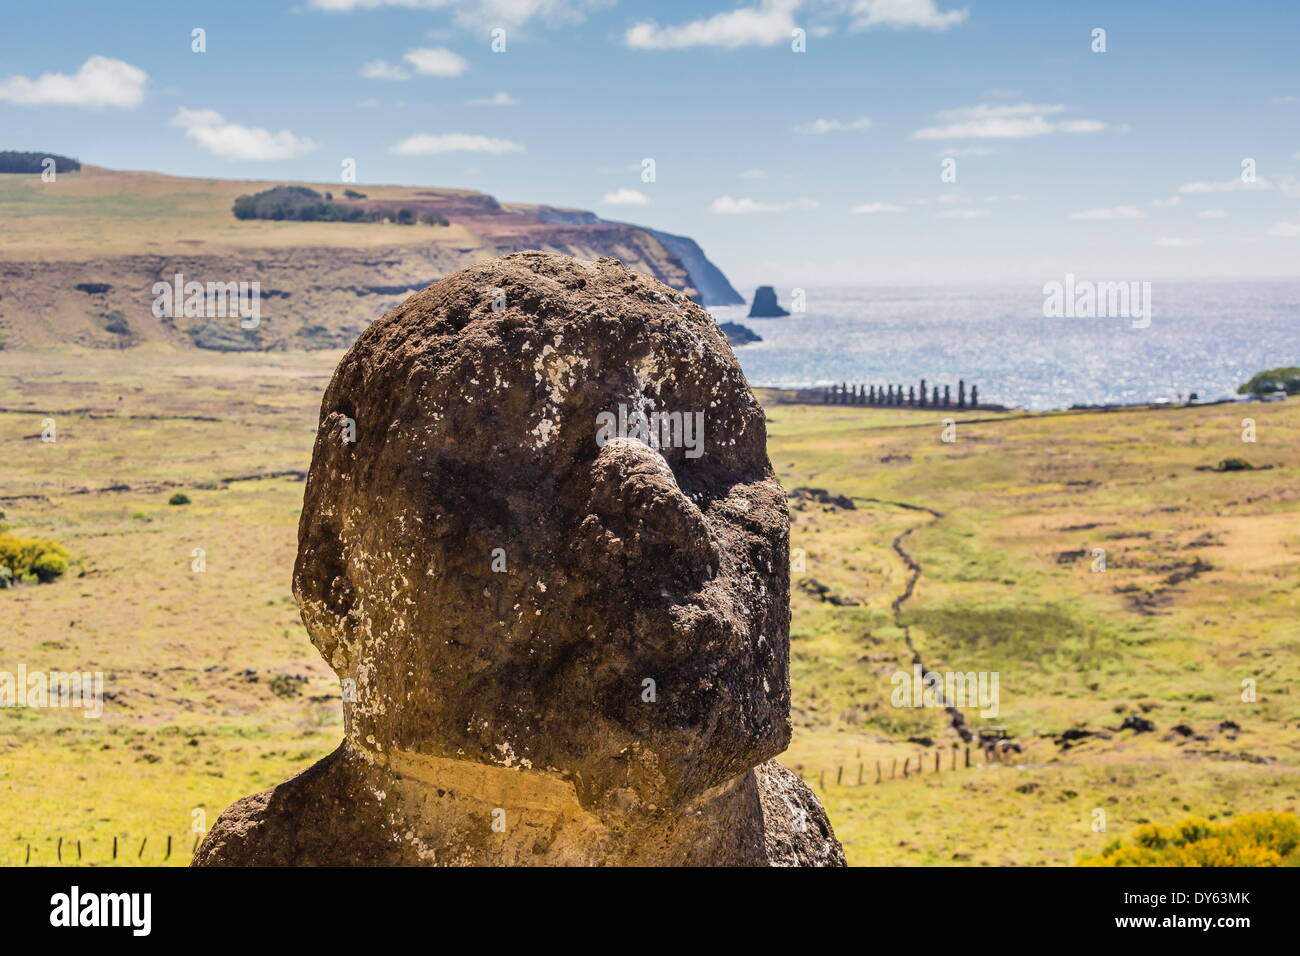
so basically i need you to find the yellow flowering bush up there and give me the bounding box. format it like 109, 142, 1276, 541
1079, 812, 1300, 866
0, 532, 72, 585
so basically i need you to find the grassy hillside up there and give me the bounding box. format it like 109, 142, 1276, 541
1, 352, 1296, 865
0, 166, 697, 350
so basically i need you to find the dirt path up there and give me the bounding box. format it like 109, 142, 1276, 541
856, 496, 975, 742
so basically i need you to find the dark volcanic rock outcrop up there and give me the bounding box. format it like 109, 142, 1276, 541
719, 321, 761, 346
194, 252, 844, 867
748, 285, 790, 318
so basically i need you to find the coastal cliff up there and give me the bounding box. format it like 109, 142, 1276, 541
0, 165, 740, 350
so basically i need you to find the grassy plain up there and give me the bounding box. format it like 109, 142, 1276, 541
0, 165, 486, 259
1, 351, 1296, 866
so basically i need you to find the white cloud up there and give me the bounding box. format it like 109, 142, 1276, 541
0, 55, 147, 109
1266, 221, 1300, 238
171, 108, 318, 161
793, 116, 873, 134
849, 0, 968, 31
602, 188, 649, 205
851, 202, 904, 214
1154, 237, 1203, 247
709, 195, 819, 214
404, 47, 469, 77
740, 169, 768, 179
390, 132, 524, 155
1068, 205, 1146, 221
940, 146, 995, 157
1178, 177, 1272, 193
626, 0, 800, 50
361, 59, 409, 80
1151, 195, 1182, 207
1197, 209, 1229, 219
470, 91, 516, 105
913, 103, 1108, 140
624, 0, 969, 48
937, 207, 989, 218
310, 0, 598, 29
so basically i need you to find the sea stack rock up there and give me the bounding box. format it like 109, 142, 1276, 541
748, 286, 790, 318
193, 252, 844, 867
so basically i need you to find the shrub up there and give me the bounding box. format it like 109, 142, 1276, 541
0, 151, 80, 174
1078, 812, 1300, 866
0, 533, 71, 584
168, 492, 191, 506
1237, 367, 1300, 396
269, 674, 308, 699
1216, 457, 1254, 472
231, 185, 369, 223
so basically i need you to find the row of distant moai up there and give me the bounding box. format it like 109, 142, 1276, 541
823, 379, 979, 408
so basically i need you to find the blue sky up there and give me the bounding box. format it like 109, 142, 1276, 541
3, 0, 1298, 288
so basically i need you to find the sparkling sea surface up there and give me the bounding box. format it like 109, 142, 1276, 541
708, 279, 1300, 411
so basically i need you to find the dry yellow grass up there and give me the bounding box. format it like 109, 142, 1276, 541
1, 352, 1296, 865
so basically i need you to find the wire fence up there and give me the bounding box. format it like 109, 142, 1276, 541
8, 833, 201, 866
802, 743, 1022, 792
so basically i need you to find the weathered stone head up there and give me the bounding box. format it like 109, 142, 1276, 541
294, 251, 791, 816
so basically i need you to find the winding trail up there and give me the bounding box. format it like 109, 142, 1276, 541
855, 496, 974, 743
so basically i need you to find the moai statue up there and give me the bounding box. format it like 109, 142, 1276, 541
840, 382, 848, 406
919, 379, 927, 407
907, 386, 916, 406
191, 252, 845, 868
867, 385, 876, 405
943, 385, 951, 407
971, 384, 979, 408
958, 380, 966, 409
932, 385, 940, 406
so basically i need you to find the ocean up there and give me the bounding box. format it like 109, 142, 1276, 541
707, 279, 1300, 411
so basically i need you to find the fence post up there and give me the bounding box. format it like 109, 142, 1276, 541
166, 835, 172, 861
891, 758, 897, 779
935, 751, 941, 773
57, 836, 62, 863
857, 763, 863, 785
77, 839, 82, 862
876, 760, 882, 783
965, 746, 971, 767
138, 837, 147, 859
819, 769, 825, 789
112, 836, 117, 860
903, 758, 909, 778
836, 766, 843, 786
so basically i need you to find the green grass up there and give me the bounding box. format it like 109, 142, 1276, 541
0, 353, 1297, 866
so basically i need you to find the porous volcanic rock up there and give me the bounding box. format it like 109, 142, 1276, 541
194, 251, 844, 866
